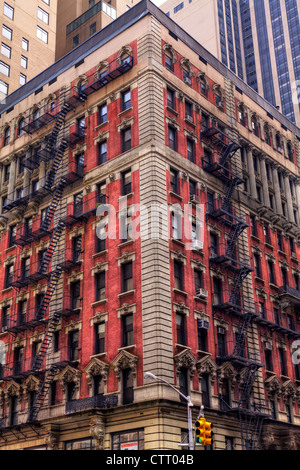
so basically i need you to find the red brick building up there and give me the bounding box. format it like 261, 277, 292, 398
0, 0, 299, 450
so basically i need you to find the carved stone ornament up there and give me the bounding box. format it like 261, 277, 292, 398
85, 357, 109, 388
45, 432, 60, 451
264, 374, 282, 398
174, 349, 197, 379
217, 361, 237, 389
196, 356, 217, 384
117, 45, 133, 64
112, 349, 139, 379
90, 417, 105, 450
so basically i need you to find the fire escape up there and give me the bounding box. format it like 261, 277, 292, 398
202, 125, 266, 450
0, 54, 133, 431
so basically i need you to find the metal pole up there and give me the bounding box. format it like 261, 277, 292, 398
144, 372, 194, 451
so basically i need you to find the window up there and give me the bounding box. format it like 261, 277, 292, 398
2, 25, 12, 40
168, 126, 176, 151
71, 281, 81, 310
122, 368, 134, 405
194, 269, 202, 293
77, 116, 85, 136
122, 314, 133, 347
73, 35, 79, 48
0, 79, 8, 96
165, 53, 173, 72
1, 306, 9, 332
38, 7, 49, 24
264, 225, 270, 244
21, 257, 30, 280
210, 232, 218, 258
121, 89, 131, 111
1, 42, 11, 58
95, 272, 105, 301
37, 26, 48, 43
258, 301, 265, 319
167, 87, 175, 109
185, 101, 193, 121
278, 347, 287, 376
122, 261, 133, 292
264, 347, 273, 371
4, 3, 14, 20
20, 73, 26, 86
98, 141, 107, 165
277, 231, 283, 251
198, 321, 208, 352
50, 381, 57, 406
90, 22, 96, 36
286, 404, 292, 423
201, 374, 210, 407
174, 260, 183, 291
69, 330, 79, 362
0, 61, 10, 77
67, 382, 76, 402
18, 299, 27, 325
95, 322, 105, 354
5, 264, 13, 288
22, 38, 29, 51
281, 267, 288, 287
76, 152, 85, 175
93, 375, 104, 397
170, 168, 179, 194
98, 103, 107, 124
9, 396, 18, 427
250, 215, 256, 236
14, 347, 23, 376
9, 225, 16, 247
268, 260, 275, 285
213, 278, 222, 305
174, 2, 184, 13
187, 138, 194, 162
122, 170, 132, 196
176, 313, 186, 345
21, 55, 28, 69
72, 236, 82, 263
254, 254, 261, 278
179, 368, 188, 402
189, 179, 197, 199
274, 307, 280, 325
74, 192, 83, 216
25, 217, 32, 237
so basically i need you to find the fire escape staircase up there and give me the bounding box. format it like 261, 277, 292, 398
203, 127, 265, 449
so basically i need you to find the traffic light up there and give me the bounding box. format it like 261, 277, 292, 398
203, 420, 213, 446
195, 418, 206, 445
194, 418, 214, 446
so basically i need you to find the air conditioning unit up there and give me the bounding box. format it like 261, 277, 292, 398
217, 326, 225, 335
193, 242, 203, 251
265, 341, 272, 351
185, 114, 193, 121
196, 288, 208, 298
292, 252, 297, 258
190, 194, 200, 204
184, 76, 191, 85
197, 319, 210, 330
1, 326, 8, 333
217, 102, 224, 109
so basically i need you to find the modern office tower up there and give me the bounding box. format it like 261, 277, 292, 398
160, 0, 300, 126
0, 0, 300, 451
0, 0, 59, 98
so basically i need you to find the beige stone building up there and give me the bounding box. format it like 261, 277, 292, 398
0, 0, 58, 98
0, 0, 300, 451
0, 0, 139, 99
159, 0, 300, 126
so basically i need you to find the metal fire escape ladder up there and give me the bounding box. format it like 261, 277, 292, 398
41, 178, 68, 232
38, 221, 66, 275
44, 101, 71, 153
35, 266, 64, 321
27, 364, 59, 423
44, 138, 69, 191
203, 128, 265, 449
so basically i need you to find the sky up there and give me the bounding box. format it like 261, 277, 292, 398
151, 0, 166, 5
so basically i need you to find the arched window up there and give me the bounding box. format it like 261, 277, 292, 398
18, 118, 25, 137
4, 127, 10, 146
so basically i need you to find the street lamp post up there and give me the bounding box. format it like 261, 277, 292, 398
144, 372, 194, 450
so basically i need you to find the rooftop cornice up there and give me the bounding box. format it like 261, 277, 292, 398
0, 0, 299, 138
